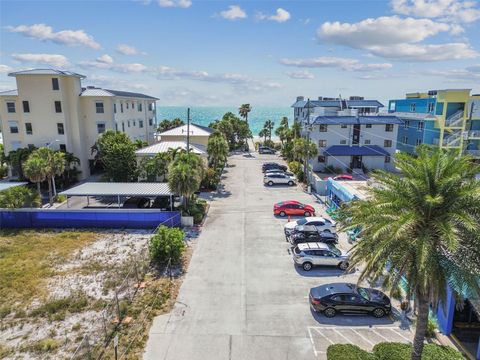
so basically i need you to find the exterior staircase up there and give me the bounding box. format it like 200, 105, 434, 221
445, 110, 464, 127
442, 132, 462, 147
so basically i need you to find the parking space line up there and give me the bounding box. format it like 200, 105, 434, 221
333, 329, 353, 344
351, 329, 375, 346
371, 329, 389, 341
389, 328, 412, 342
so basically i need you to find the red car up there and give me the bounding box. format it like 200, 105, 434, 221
324, 174, 353, 181
273, 201, 315, 217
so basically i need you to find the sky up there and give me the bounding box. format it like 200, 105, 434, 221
0, 0, 479, 107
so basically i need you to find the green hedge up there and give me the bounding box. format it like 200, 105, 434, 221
327, 342, 463, 360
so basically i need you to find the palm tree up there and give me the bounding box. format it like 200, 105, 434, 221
238, 104, 251, 124
275, 117, 289, 145
22, 154, 47, 201
33, 148, 65, 205
207, 131, 229, 169
337, 147, 480, 360
167, 153, 204, 210
293, 138, 318, 173
51, 151, 66, 197
258, 129, 267, 143
263, 120, 275, 141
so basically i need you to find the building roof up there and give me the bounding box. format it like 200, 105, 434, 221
388, 112, 437, 120
135, 141, 206, 156
324, 145, 390, 157
80, 87, 158, 100
291, 99, 384, 108
313, 115, 402, 125
60, 182, 173, 197
0, 182, 28, 192
9, 69, 86, 78
0, 89, 18, 97
158, 123, 214, 137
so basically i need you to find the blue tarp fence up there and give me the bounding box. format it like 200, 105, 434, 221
0, 209, 181, 229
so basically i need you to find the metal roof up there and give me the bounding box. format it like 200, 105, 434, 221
9, 69, 86, 78
135, 141, 206, 156
105, 89, 158, 100
0, 182, 28, 192
388, 112, 437, 120
158, 123, 214, 137
80, 88, 115, 97
324, 145, 390, 157
0, 89, 18, 97
80, 87, 158, 100
60, 182, 173, 197
291, 99, 384, 108
313, 115, 402, 125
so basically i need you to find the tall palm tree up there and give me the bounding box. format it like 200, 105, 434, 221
238, 104, 251, 124
338, 147, 480, 360
168, 153, 204, 210
207, 131, 229, 169
258, 129, 267, 143
22, 154, 47, 201
51, 151, 66, 197
275, 117, 289, 145
263, 120, 275, 141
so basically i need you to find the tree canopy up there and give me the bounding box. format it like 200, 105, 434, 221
209, 112, 252, 150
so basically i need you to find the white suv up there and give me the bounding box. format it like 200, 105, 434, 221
293, 242, 349, 271
263, 173, 296, 186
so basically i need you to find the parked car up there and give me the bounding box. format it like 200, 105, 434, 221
259, 146, 276, 154
264, 173, 296, 186
289, 226, 338, 245
122, 197, 151, 209
324, 174, 353, 181
309, 283, 392, 318
262, 162, 287, 172
151, 196, 171, 209
265, 169, 294, 177
293, 242, 349, 271
273, 201, 315, 217
284, 217, 335, 236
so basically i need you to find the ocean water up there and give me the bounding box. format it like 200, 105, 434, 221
157, 106, 291, 136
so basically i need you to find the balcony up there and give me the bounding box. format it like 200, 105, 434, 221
465, 150, 480, 157
442, 132, 462, 147
445, 110, 464, 128
467, 130, 480, 139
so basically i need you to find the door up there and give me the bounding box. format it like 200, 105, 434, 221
352, 124, 361, 144
344, 294, 370, 313
352, 155, 363, 169
292, 204, 304, 215
322, 250, 341, 266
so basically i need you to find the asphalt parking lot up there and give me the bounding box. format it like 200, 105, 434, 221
144, 152, 413, 360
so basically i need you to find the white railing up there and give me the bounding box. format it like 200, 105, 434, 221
465, 150, 480, 157
443, 133, 462, 147
445, 110, 464, 127
468, 130, 480, 138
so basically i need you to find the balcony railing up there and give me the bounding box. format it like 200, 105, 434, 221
465, 150, 480, 157
442, 132, 462, 147
445, 110, 464, 127
468, 130, 480, 139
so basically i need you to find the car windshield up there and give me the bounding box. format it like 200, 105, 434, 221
328, 245, 341, 256
297, 219, 308, 225
357, 287, 371, 301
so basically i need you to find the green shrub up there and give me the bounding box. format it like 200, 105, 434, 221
55, 194, 67, 203
30, 294, 89, 319
372, 342, 463, 360
426, 315, 438, 338
201, 167, 220, 190
327, 344, 375, 360
288, 161, 301, 174
263, 139, 275, 148
31, 338, 59, 353
324, 165, 343, 174
422, 343, 464, 360
149, 226, 185, 265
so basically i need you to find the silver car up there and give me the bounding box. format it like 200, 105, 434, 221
293, 242, 349, 271
263, 173, 296, 186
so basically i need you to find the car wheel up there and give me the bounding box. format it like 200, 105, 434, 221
324, 307, 336, 318
304, 211, 311, 217
302, 262, 313, 271
323, 229, 331, 233
288, 181, 294, 186
372, 308, 386, 318
279, 211, 286, 217
338, 261, 349, 270
268, 181, 274, 186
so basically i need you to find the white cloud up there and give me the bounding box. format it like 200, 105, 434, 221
280, 56, 393, 72
257, 8, 291, 23
423, 67, 480, 81
285, 70, 315, 79
78, 58, 147, 73
391, 0, 480, 23
87, 75, 149, 90
157, 0, 191, 8
7, 23, 101, 49
0, 65, 13, 74
12, 53, 70, 67
219, 5, 247, 20
368, 42, 478, 61
116, 44, 146, 55
97, 54, 114, 64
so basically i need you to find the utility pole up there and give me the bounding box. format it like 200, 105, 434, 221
305, 98, 311, 190
187, 108, 191, 154
463, 101, 475, 156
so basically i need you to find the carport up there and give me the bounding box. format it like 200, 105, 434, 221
59, 182, 174, 210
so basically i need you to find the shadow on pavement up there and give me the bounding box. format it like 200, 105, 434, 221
294, 264, 350, 278
310, 308, 396, 326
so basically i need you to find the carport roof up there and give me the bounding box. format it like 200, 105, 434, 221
0, 182, 28, 192
60, 182, 173, 197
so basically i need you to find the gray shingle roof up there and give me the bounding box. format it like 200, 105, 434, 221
9, 69, 86, 78
312, 116, 403, 125
105, 89, 159, 100
291, 99, 384, 108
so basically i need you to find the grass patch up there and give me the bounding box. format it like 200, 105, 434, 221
0, 230, 98, 307
30, 293, 90, 321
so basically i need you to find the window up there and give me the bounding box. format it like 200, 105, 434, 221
128, 121, 130, 127
95, 102, 104, 113
114, 103, 117, 113
97, 123, 106, 134
148, 118, 153, 126
138, 103, 142, 112
410, 103, 416, 112
54, 101, 62, 113
115, 123, 118, 131
122, 122, 125, 132
126, 102, 129, 109
417, 122, 424, 131
389, 101, 396, 112
132, 102, 134, 109
428, 102, 435, 113
139, 120, 144, 128
59, 144, 66, 152
385, 124, 394, 132
8, 121, 19, 134
23, 101, 30, 113
341, 124, 347, 129
384, 140, 392, 147
364, 139, 371, 145
148, 103, 153, 111
11, 141, 21, 151
416, 139, 422, 146
52, 78, 59, 90
319, 140, 327, 147
133, 121, 136, 127
25, 123, 32, 135
385, 156, 391, 163
340, 139, 347, 144
403, 136, 408, 144
27, 144, 35, 150
6, 102, 15, 113
319, 124, 328, 132
404, 120, 409, 129
366, 124, 372, 128
121, 103, 124, 113
57, 123, 64, 135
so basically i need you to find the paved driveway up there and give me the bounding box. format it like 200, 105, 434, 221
144, 153, 413, 360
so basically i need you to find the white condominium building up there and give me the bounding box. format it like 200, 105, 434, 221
0, 69, 158, 179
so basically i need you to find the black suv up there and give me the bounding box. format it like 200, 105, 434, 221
262, 162, 287, 172
309, 283, 391, 318
259, 146, 276, 154
289, 225, 338, 245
